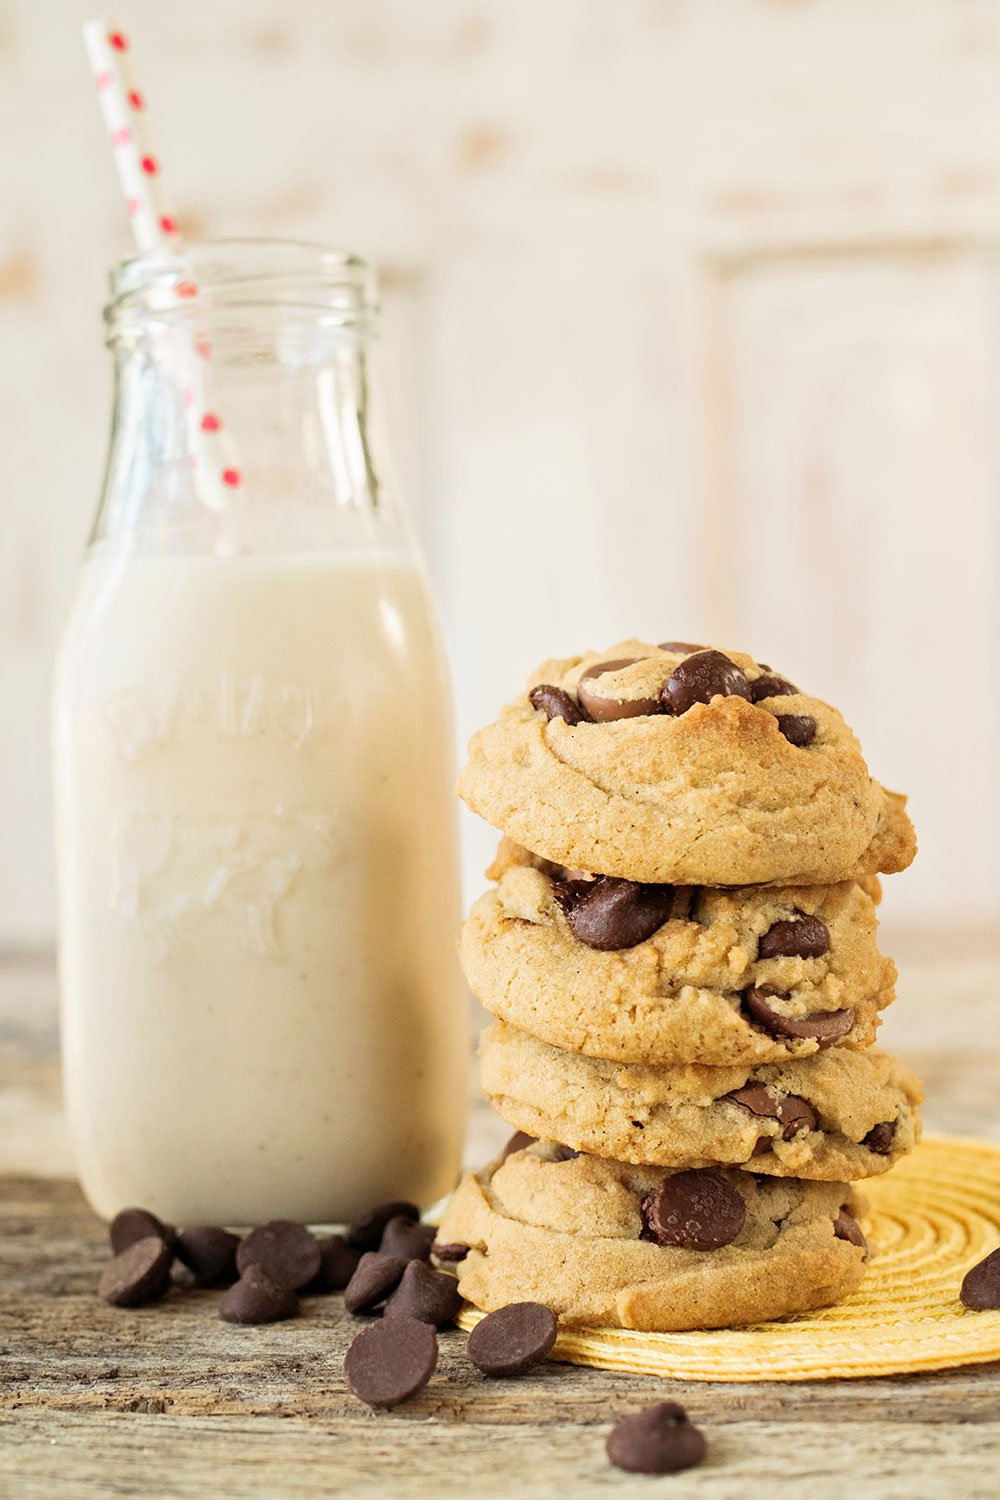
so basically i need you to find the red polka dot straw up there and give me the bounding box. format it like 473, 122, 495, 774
82, 16, 246, 514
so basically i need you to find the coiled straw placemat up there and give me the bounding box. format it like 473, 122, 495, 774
455, 1135, 1000, 1381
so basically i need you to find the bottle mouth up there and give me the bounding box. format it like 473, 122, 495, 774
105, 237, 380, 338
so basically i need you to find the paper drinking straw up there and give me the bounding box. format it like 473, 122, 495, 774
83, 17, 244, 511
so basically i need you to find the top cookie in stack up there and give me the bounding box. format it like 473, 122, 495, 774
458, 640, 916, 887
438, 641, 920, 1332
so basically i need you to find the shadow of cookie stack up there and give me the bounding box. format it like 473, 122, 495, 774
438, 641, 922, 1332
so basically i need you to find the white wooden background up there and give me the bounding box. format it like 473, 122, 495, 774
4, 0, 1000, 945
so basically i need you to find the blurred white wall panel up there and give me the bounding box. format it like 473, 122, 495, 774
5, 0, 1000, 941
706, 247, 1000, 921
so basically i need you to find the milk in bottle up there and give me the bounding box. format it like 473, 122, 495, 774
53, 242, 468, 1224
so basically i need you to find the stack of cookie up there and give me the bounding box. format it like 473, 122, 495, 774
438, 642, 922, 1332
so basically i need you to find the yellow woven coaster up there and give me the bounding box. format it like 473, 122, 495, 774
455, 1134, 1000, 1381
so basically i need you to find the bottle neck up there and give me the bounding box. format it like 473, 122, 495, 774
92, 241, 403, 558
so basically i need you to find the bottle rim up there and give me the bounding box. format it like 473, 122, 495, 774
104, 236, 380, 338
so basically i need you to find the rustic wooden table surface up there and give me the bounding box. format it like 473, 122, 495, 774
2, 950, 1000, 1499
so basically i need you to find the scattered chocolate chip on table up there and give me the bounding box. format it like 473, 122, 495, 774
343, 1252, 409, 1314
99, 1235, 173, 1307
378, 1215, 436, 1261
236, 1219, 322, 1291
383, 1260, 463, 1327
606, 1402, 707, 1475
176, 1226, 241, 1287
961, 1248, 1000, 1310
466, 1302, 558, 1376
219, 1264, 299, 1325
344, 1316, 439, 1408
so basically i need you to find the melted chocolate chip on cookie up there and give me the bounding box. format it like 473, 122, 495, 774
863, 1120, 897, 1154
662, 650, 752, 716
776, 713, 817, 746
576, 658, 664, 721
758, 913, 830, 960
431, 1241, 469, 1263
743, 986, 854, 1045
657, 641, 706, 655
723, 1083, 818, 1140
551, 875, 675, 950
528, 684, 592, 726
640, 1170, 746, 1251
750, 673, 799, 702
833, 1209, 868, 1251
501, 1130, 537, 1159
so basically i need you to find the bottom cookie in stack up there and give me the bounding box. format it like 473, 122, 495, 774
436, 1142, 869, 1332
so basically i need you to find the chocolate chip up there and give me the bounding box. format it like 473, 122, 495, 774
758, 914, 830, 960
109, 1207, 176, 1255
343, 1252, 408, 1314
606, 1402, 707, 1475
176, 1226, 240, 1287
576, 658, 663, 722
346, 1200, 420, 1252
431, 1241, 469, 1263
657, 641, 705, 655
501, 1131, 536, 1159
528, 684, 591, 726
551, 875, 674, 950
466, 1301, 558, 1376
750, 673, 798, 702
743, 986, 854, 1045
723, 1083, 817, 1140
775, 1094, 819, 1137
311, 1234, 362, 1292
776, 713, 816, 746
379, 1216, 436, 1262
384, 1260, 463, 1327
345, 1315, 438, 1407
833, 1210, 867, 1251
552, 1144, 581, 1160
99, 1235, 173, 1307
960, 1248, 1000, 1310
236, 1220, 321, 1291
641, 1170, 746, 1251
863, 1121, 897, 1154
663, 650, 752, 715
219, 1264, 299, 1324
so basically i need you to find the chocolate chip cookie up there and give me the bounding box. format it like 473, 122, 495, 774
436, 1143, 868, 1330
461, 842, 895, 1065
479, 1021, 922, 1178
457, 641, 916, 887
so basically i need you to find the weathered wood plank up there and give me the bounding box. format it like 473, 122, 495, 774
2, 1409, 1000, 1500
2, 1172, 999, 1432
4, 983, 1000, 1496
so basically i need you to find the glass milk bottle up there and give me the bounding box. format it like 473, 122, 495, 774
53, 240, 468, 1226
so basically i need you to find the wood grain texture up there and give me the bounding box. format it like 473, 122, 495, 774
4, 1008, 1000, 1500
2, 1172, 1000, 1500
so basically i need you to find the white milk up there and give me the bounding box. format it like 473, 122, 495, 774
53, 548, 468, 1225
